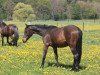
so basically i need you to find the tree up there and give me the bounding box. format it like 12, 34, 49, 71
0, 0, 100, 20
0, 0, 7, 19
24, 0, 51, 20
50, 0, 67, 20
3, 0, 15, 20
35, 0, 51, 20
13, 2, 36, 21
93, 2, 100, 18
71, 3, 81, 19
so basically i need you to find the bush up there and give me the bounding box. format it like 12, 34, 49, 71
0, 10, 7, 19
13, 2, 36, 21
71, 3, 81, 19
78, 1, 97, 19
83, 8, 97, 19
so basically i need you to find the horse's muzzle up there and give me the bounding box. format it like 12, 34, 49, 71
22, 38, 27, 43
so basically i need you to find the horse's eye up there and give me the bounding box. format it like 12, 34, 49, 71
26, 31, 29, 34
25, 30, 28, 34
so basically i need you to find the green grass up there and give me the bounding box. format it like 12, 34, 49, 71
0, 20, 100, 75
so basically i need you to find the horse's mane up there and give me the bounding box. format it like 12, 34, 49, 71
8, 24, 18, 28
0, 22, 7, 27
2, 22, 7, 26
28, 24, 57, 30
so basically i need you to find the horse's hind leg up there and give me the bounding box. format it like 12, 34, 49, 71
70, 46, 80, 71
7, 37, 9, 44
7, 37, 12, 45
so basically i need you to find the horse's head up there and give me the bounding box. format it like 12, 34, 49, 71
22, 24, 35, 43
0, 21, 7, 28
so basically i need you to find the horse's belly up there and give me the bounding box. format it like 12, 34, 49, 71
53, 41, 68, 47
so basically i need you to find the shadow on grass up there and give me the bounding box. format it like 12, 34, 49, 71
47, 62, 86, 70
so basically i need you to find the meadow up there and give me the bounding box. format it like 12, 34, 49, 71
0, 20, 100, 75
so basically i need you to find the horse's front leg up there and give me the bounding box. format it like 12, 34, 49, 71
7, 37, 12, 45
41, 45, 49, 68
7, 37, 9, 44
53, 47, 59, 67
1, 36, 4, 46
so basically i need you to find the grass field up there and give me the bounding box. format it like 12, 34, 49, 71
0, 20, 100, 75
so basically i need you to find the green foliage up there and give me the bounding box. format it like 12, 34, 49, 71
0, 0, 100, 20
0, 8, 7, 19
3, 0, 15, 20
20, 0, 51, 20
32, 0, 51, 20
92, 0, 100, 2
83, 7, 97, 19
0, 0, 7, 19
71, 3, 81, 19
13, 2, 36, 21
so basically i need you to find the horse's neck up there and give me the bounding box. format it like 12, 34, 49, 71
2, 23, 7, 27
36, 28, 47, 37
0, 24, 6, 29
33, 26, 57, 37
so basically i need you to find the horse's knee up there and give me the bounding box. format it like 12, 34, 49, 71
74, 53, 79, 58
74, 53, 81, 62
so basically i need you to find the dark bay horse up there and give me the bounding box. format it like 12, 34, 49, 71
0, 22, 19, 46
22, 24, 82, 71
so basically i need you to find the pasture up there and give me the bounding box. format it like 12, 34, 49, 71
0, 20, 100, 75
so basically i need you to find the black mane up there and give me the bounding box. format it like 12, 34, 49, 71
0, 22, 7, 27
27, 24, 57, 30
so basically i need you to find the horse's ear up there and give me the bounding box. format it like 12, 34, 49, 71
25, 23, 28, 27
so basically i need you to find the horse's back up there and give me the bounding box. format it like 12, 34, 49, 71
49, 25, 82, 47
1, 24, 18, 36
8, 24, 18, 29
64, 25, 82, 32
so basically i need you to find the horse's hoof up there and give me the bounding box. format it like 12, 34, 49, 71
56, 63, 59, 67
74, 69, 79, 72
2, 44, 6, 46
56, 65, 59, 68
8, 43, 12, 46
71, 68, 79, 72
15, 45, 18, 47
70, 68, 74, 71
40, 65, 44, 68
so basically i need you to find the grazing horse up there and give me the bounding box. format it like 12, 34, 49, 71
22, 24, 82, 71
0, 22, 19, 46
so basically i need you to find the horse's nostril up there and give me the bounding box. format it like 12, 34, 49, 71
23, 41, 25, 43
22, 38, 26, 43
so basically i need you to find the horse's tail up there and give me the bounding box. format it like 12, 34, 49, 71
13, 27, 19, 46
76, 30, 82, 63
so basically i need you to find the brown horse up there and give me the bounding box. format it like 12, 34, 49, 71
0, 22, 19, 46
22, 24, 82, 71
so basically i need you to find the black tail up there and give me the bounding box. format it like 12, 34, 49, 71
76, 31, 82, 64
12, 27, 19, 46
